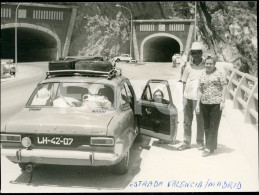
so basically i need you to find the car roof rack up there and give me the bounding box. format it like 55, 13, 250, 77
46, 68, 122, 80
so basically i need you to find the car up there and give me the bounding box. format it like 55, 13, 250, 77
1, 61, 178, 175
114, 54, 133, 63
1, 59, 16, 76
172, 54, 182, 67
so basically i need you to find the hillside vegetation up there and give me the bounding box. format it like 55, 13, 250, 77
48, 2, 257, 76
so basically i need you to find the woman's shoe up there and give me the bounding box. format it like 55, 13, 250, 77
202, 149, 211, 157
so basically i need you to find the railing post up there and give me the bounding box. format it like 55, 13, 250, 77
225, 68, 235, 100
225, 67, 258, 125
233, 73, 246, 109
244, 82, 258, 124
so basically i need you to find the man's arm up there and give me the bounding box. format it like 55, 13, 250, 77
220, 85, 227, 110
181, 64, 189, 94
196, 79, 202, 113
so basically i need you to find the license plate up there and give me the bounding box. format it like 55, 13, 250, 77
37, 136, 73, 146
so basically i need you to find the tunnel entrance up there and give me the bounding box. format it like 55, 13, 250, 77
1, 27, 57, 62
143, 36, 180, 62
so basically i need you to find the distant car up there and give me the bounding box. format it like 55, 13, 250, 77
172, 54, 182, 67
1, 61, 178, 175
1, 59, 16, 75
114, 54, 132, 63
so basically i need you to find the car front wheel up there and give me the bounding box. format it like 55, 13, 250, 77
112, 150, 129, 175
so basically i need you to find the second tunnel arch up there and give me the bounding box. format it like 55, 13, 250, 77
1, 23, 62, 61
140, 33, 184, 62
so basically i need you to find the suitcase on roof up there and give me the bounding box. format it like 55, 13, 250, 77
48, 59, 77, 71
75, 61, 113, 72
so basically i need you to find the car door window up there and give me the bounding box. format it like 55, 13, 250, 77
141, 85, 152, 101
150, 82, 170, 104
141, 82, 169, 104
124, 82, 133, 100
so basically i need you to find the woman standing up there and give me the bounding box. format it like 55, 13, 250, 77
196, 56, 227, 157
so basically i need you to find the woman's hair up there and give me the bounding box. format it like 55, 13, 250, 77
153, 89, 164, 98
205, 55, 217, 64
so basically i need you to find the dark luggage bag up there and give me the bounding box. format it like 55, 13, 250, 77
75, 61, 113, 72
49, 59, 77, 71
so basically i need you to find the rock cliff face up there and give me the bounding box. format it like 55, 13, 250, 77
47, 2, 257, 76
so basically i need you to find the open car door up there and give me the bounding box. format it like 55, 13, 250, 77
137, 80, 178, 142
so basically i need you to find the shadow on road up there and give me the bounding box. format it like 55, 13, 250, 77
11, 136, 152, 190
152, 139, 181, 151
212, 144, 234, 155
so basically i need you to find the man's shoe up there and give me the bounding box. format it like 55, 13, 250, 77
202, 149, 211, 157
177, 144, 190, 151
197, 143, 204, 150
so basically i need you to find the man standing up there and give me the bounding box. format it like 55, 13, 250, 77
178, 42, 205, 151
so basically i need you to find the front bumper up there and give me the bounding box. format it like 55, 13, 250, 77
1, 148, 123, 166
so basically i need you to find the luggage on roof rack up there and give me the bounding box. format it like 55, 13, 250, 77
46, 68, 121, 80
49, 59, 77, 71
65, 56, 104, 61
75, 61, 113, 72
48, 58, 113, 72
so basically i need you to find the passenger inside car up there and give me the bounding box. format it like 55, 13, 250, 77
152, 89, 169, 104
53, 85, 86, 107
97, 86, 114, 105
81, 86, 114, 109
31, 87, 51, 106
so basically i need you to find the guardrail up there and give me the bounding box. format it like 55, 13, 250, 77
226, 68, 258, 125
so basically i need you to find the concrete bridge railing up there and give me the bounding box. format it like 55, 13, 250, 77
226, 68, 258, 125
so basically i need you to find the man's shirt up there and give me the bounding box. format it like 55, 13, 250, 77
181, 59, 205, 100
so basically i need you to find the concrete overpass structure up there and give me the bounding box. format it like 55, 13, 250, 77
1, 3, 77, 62
1, 3, 195, 64
132, 19, 195, 62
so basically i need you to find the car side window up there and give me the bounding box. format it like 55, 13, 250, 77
121, 85, 130, 106
124, 82, 133, 101
141, 82, 170, 104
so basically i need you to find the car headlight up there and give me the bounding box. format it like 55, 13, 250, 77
21, 137, 32, 148
1, 134, 21, 142
90, 137, 114, 146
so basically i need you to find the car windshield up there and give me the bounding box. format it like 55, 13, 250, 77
26, 82, 115, 110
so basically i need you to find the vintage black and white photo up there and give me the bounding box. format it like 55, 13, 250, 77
1, 1, 258, 192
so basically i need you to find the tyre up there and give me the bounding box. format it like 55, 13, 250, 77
112, 150, 129, 175
115, 59, 120, 63
18, 163, 26, 171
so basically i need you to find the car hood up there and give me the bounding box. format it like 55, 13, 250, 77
4, 108, 115, 136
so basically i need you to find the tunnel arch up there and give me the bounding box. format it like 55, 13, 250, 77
140, 33, 183, 62
1, 23, 61, 61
